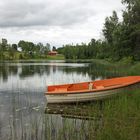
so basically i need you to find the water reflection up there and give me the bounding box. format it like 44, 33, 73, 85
0, 61, 90, 91
0, 60, 125, 85
0, 61, 89, 82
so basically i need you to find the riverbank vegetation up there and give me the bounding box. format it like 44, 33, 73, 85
44, 60, 140, 140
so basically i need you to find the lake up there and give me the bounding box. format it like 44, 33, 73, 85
0, 60, 124, 140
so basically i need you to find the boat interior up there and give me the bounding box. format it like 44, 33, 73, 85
47, 76, 140, 93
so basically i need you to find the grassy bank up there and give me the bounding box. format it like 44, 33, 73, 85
0, 51, 65, 60
95, 61, 140, 139
46, 54, 65, 60
95, 89, 140, 140
44, 60, 140, 140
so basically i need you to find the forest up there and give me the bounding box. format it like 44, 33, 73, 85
0, 0, 140, 61
58, 0, 140, 62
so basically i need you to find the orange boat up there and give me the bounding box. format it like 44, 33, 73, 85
45, 76, 140, 104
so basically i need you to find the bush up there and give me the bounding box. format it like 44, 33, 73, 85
19, 54, 24, 59
120, 56, 134, 64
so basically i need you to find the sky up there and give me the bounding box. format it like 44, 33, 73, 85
0, 0, 125, 47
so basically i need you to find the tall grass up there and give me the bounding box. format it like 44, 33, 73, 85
96, 89, 140, 140
45, 89, 140, 140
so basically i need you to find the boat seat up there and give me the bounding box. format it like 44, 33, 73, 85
54, 88, 67, 92
95, 85, 104, 89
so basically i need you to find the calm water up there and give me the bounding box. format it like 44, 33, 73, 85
0, 60, 123, 140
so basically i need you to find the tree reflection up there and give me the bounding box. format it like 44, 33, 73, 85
0, 63, 52, 82
0, 61, 127, 83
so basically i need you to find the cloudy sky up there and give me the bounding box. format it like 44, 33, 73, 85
0, 0, 125, 47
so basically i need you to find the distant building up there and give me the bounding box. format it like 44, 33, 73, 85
48, 51, 58, 56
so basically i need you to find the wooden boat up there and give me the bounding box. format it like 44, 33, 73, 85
45, 76, 140, 104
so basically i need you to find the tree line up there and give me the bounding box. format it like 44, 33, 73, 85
0, 39, 52, 59
58, 0, 140, 61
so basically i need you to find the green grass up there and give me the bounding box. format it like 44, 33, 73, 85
95, 89, 140, 140
1, 51, 25, 60
46, 54, 65, 60
0, 51, 65, 60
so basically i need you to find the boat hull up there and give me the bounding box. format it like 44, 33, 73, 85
46, 82, 140, 104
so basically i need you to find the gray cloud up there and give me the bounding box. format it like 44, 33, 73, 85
0, 0, 96, 27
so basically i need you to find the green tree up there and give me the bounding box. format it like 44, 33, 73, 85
18, 40, 27, 52
52, 46, 56, 51
0, 42, 4, 59
102, 11, 122, 60
9, 46, 15, 59
122, 0, 140, 60
44, 43, 51, 55
103, 11, 119, 44
12, 44, 18, 51
1, 38, 8, 51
